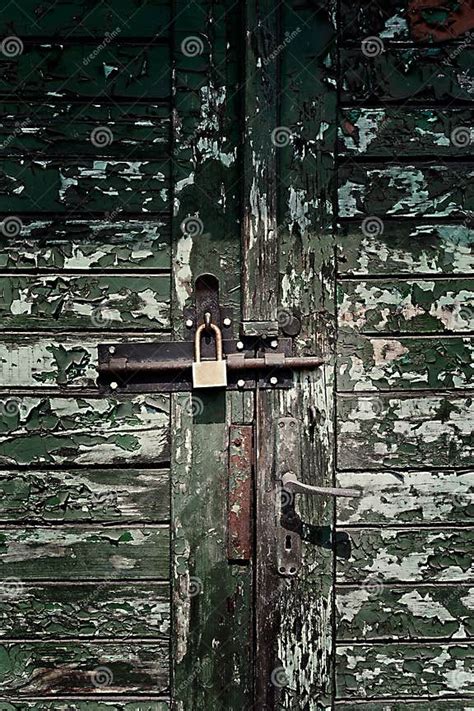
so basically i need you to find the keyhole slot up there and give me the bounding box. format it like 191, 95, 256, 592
285, 534, 292, 550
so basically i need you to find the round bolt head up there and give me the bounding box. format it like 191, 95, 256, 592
223, 317, 232, 327
108, 345, 116, 354
270, 340, 278, 349
110, 381, 119, 390
185, 319, 194, 328
236, 341, 244, 351
270, 376, 278, 386
237, 379, 245, 389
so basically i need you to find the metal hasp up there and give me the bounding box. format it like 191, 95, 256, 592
275, 417, 361, 578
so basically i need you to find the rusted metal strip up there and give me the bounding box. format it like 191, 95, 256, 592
228, 424, 254, 562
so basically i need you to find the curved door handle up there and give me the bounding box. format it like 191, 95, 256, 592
281, 472, 360, 498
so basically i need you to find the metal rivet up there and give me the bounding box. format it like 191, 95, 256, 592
270, 376, 278, 386
237, 379, 245, 389
108, 345, 116, 354
270, 339, 278, 349
236, 341, 244, 351
223, 317, 232, 327
110, 381, 118, 390
185, 319, 194, 329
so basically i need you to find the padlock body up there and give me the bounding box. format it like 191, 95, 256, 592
192, 360, 227, 388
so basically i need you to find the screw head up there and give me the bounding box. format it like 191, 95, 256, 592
110, 381, 118, 390
270, 376, 278, 386
108, 345, 116, 354
270, 340, 278, 349
237, 379, 245, 389
185, 319, 194, 329
236, 341, 244, 351
223, 317, 232, 327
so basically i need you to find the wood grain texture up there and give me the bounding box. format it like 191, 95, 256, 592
0, 526, 169, 580
336, 583, 474, 640
0, 395, 170, 466
337, 395, 473, 469
0, 469, 170, 523
0, 703, 170, 711
335, 703, 474, 710
0, 583, 169, 638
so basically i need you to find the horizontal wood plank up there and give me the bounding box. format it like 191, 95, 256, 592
339, 109, 473, 157
337, 529, 474, 583
0, 469, 170, 523
0, 45, 170, 99
0, 0, 171, 37
0, 526, 169, 580
0, 641, 168, 695
0, 160, 170, 214
0, 219, 170, 271
0, 583, 169, 638
0, 275, 170, 330
337, 335, 474, 391
338, 279, 473, 334
336, 583, 474, 640
341, 47, 473, 102
0, 703, 170, 710
339, 164, 473, 218
336, 643, 473, 698
337, 223, 473, 276
335, 703, 474, 710
337, 395, 472, 469
336, 470, 474, 524
0, 103, 170, 158
0, 395, 170, 466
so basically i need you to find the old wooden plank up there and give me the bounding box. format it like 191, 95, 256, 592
339, 109, 473, 157
0, 103, 170, 158
337, 529, 474, 583
0, 45, 170, 99
336, 643, 473, 698
0, 0, 171, 37
337, 335, 474, 391
336, 470, 474, 524
336, 583, 474, 640
0, 582, 169, 639
338, 279, 473, 334
341, 47, 474, 102
335, 702, 474, 710
0, 468, 170, 523
337, 223, 473, 276
0, 219, 171, 271
0, 395, 170, 467
0, 526, 169, 580
339, 0, 474, 42
0, 641, 169, 695
0, 275, 170, 330
0, 703, 170, 711
337, 395, 472, 469
0, 160, 170, 214
339, 164, 473, 218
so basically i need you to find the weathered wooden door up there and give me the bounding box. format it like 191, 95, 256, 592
0, 1, 472, 710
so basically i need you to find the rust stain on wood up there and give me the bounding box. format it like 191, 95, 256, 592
227, 424, 253, 562
408, 0, 474, 41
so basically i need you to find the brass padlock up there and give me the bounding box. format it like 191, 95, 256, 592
192, 320, 227, 388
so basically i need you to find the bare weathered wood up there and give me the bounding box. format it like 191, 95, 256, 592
0, 703, 170, 711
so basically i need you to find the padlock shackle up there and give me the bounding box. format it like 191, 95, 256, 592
194, 322, 224, 363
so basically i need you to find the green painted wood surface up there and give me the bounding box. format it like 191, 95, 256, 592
0, 703, 170, 711
335, 703, 474, 710
0, 395, 169, 466
0, 526, 169, 580
336, 584, 474, 640
0, 583, 169, 638
336, 643, 473, 698
0, 642, 169, 695
0, 469, 170, 523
